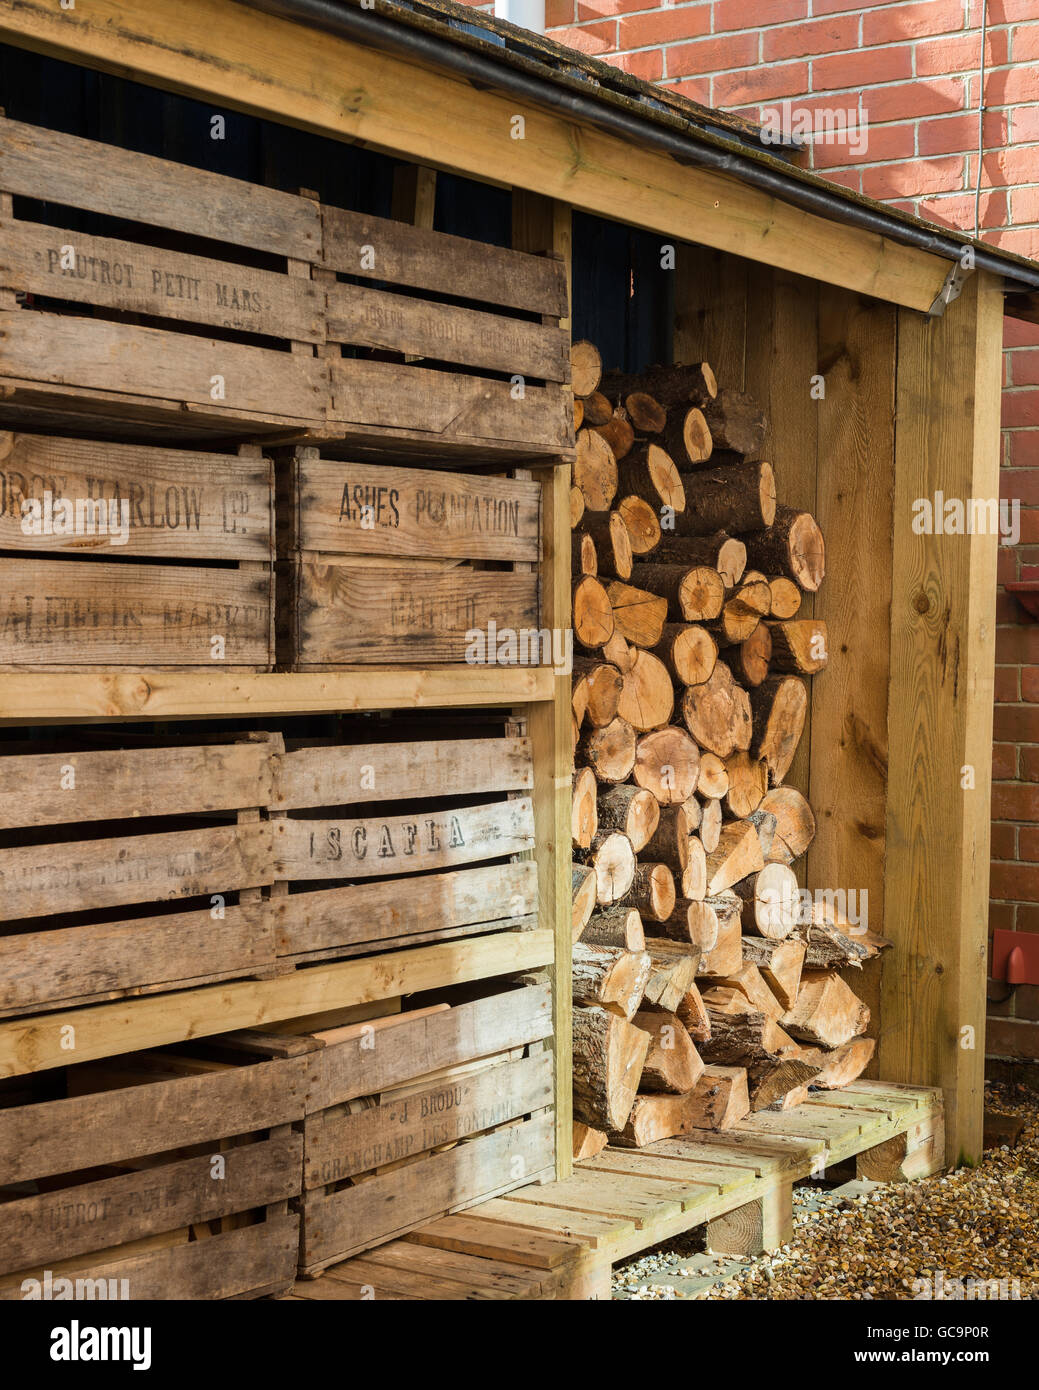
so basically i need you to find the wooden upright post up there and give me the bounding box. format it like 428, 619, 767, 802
882, 271, 1004, 1166
513, 192, 574, 1181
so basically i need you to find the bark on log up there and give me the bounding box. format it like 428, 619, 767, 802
701, 388, 767, 456
581, 904, 646, 952
675, 460, 777, 536
743, 506, 825, 592
596, 783, 660, 853
624, 391, 667, 434
572, 1004, 650, 1131
616, 442, 685, 513
642, 801, 701, 873
625, 861, 677, 923
602, 362, 717, 412
632, 1009, 705, 1094
582, 390, 613, 426
614, 1064, 748, 1141
751, 676, 808, 785
677, 981, 711, 1042
768, 619, 829, 674
591, 410, 635, 462
650, 531, 746, 589
664, 405, 713, 467
629, 563, 729, 625
582, 510, 633, 581
735, 862, 799, 940
572, 942, 651, 1020
750, 1057, 821, 1111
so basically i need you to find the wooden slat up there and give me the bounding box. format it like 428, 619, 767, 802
0, 116, 320, 259
0, 218, 323, 340
580, 1148, 754, 1196
321, 204, 566, 316
355, 1240, 549, 1299
403, 1213, 580, 1268
882, 271, 1003, 1165
0, 821, 272, 920
309, 983, 552, 1111
326, 281, 567, 380
274, 797, 534, 880
0, 931, 554, 1078
0, 739, 274, 829
0, 0, 952, 313
273, 860, 537, 957
0, 312, 327, 422
304, 1051, 552, 1186
292, 563, 539, 665
467, 1196, 629, 1247
0, 433, 273, 560
673, 245, 747, 391
275, 737, 533, 809
0, 1133, 301, 1274
292, 459, 541, 562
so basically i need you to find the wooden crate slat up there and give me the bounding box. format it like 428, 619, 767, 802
0, 556, 272, 667
292, 459, 541, 563
0, 1132, 301, 1276
0, 821, 272, 920
320, 203, 566, 317
291, 563, 539, 665
0, 313, 327, 423
0, 218, 324, 342
275, 736, 532, 809
326, 280, 567, 381
0, 433, 274, 562
0, 902, 274, 1016
273, 860, 538, 958
0, 1054, 310, 1184
273, 796, 534, 880
0, 116, 320, 260
304, 1051, 552, 1187
0, 739, 275, 829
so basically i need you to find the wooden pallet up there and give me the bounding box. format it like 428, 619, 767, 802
282, 1082, 942, 1299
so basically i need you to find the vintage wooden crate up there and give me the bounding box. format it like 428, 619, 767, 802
0, 1052, 306, 1300
276, 449, 542, 667
269, 731, 539, 963
296, 985, 555, 1274
0, 733, 280, 1017
318, 203, 573, 460
0, 115, 325, 438
0, 432, 274, 668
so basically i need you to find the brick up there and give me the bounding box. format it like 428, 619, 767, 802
864, 78, 968, 123
1002, 389, 1039, 430
1017, 903, 1039, 932
995, 665, 1020, 701
990, 228, 1039, 260
616, 6, 711, 49
863, 0, 970, 44
991, 821, 1018, 860
978, 145, 1039, 190
983, 66, 1039, 107
918, 111, 1008, 156
815, 165, 863, 193
1013, 107, 1039, 145
991, 780, 1039, 822
861, 156, 965, 200
914, 29, 1009, 75
762, 14, 858, 60
812, 46, 913, 93
1006, 429, 1039, 467
550, 21, 617, 56
713, 0, 807, 29
574, 0, 652, 16
1001, 471, 1039, 509
710, 62, 810, 107
992, 698, 1039, 740
1022, 746, 1039, 781
813, 0, 906, 12
990, 859, 1039, 902
1011, 983, 1039, 1021
667, 33, 759, 77
1018, 510, 1039, 544
1023, 666, 1039, 703
1013, 24, 1039, 62
1020, 826, 1039, 862
985, 1016, 1039, 1058
546, 0, 575, 24
997, 545, 1019, 586
1012, 185, 1039, 225
992, 742, 1019, 779
603, 47, 666, 80
662, 76, 712, 105
988, 901, 1017, 933
988, 0, 1039, 19
1004, 317, 1039, 350
810, 121, 916, 168
917, 189, 1007, 231
1009, 349, 1039, 388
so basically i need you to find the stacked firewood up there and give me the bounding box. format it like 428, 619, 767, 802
568, 343, 887, 1156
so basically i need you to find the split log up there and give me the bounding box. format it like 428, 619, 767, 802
700, 998, 798, 1065
582, 390, 613, 426
782, 971, 870, 1048
624, 391, 667, 434
569, 485, 585, 529
597, 783, 660, 853
697, 752, 729, 800
746, 807, 778, 859
768, 576, 802, 620
701, 389, 766, 456
572, 1005, 650, 1132
570, 340, 603, 398
682, 835, 707, 901
572, 863, 598, 941
578, 716, 637, 784
743, 507, 825, 592
573, 398, 584, 430
572, 531, 597, 577
615, 1064, 749, 1141
573, 575, 614, 650
572, 657, 623, 728
616, 495, 662, 556
616, 442, 685, 513
802, 916, 873, 969
797, 1036, 876, 1088
723, 750, 768, 818
616, 649, 674, 732
626, 861, 677, 923
601, 629, 633, 672
650, 531, 746, 589
751, 676, 808, 785
572, 766, 598, 849
642, 940, 700, 1012
606, 580, 668, 647
740, 936, 806, 1010
681, 661, 752, 758
704, 589, 769, 647
591, 410, 635, 461
584, 829, 636, 905
642, 801, 701, 874
632, 1010, 705, 1094
707, 820, 766, 902
736, 862, 800, 940
651, 623, 717, 687
676, 460, 776, 536
736, 620, 772, 687
572, 942, 651, 1020
750, 1058, 821, 1111
582, 511, 633, 581
707, 961, 785, 1022
699, 796, 722, 853
664, 405, 712, 468
760, 786, 816, 864
677, 982, 711, 1043
768, 619, 829, 674
581, 905, 646, 952
694, 895, 743, 975
633, 726, 700, 804
574, 429, 618, 512
573, 1122, 609, 1161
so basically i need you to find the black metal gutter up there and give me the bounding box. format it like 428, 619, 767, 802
241, 0, 1039, 296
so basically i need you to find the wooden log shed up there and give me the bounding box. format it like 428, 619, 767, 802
0, 0, 1036, 1296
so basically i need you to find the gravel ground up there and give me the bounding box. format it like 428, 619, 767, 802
613, 1080, 1039, 1300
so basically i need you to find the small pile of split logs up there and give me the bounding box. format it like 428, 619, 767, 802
568, 344, 888, 1155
